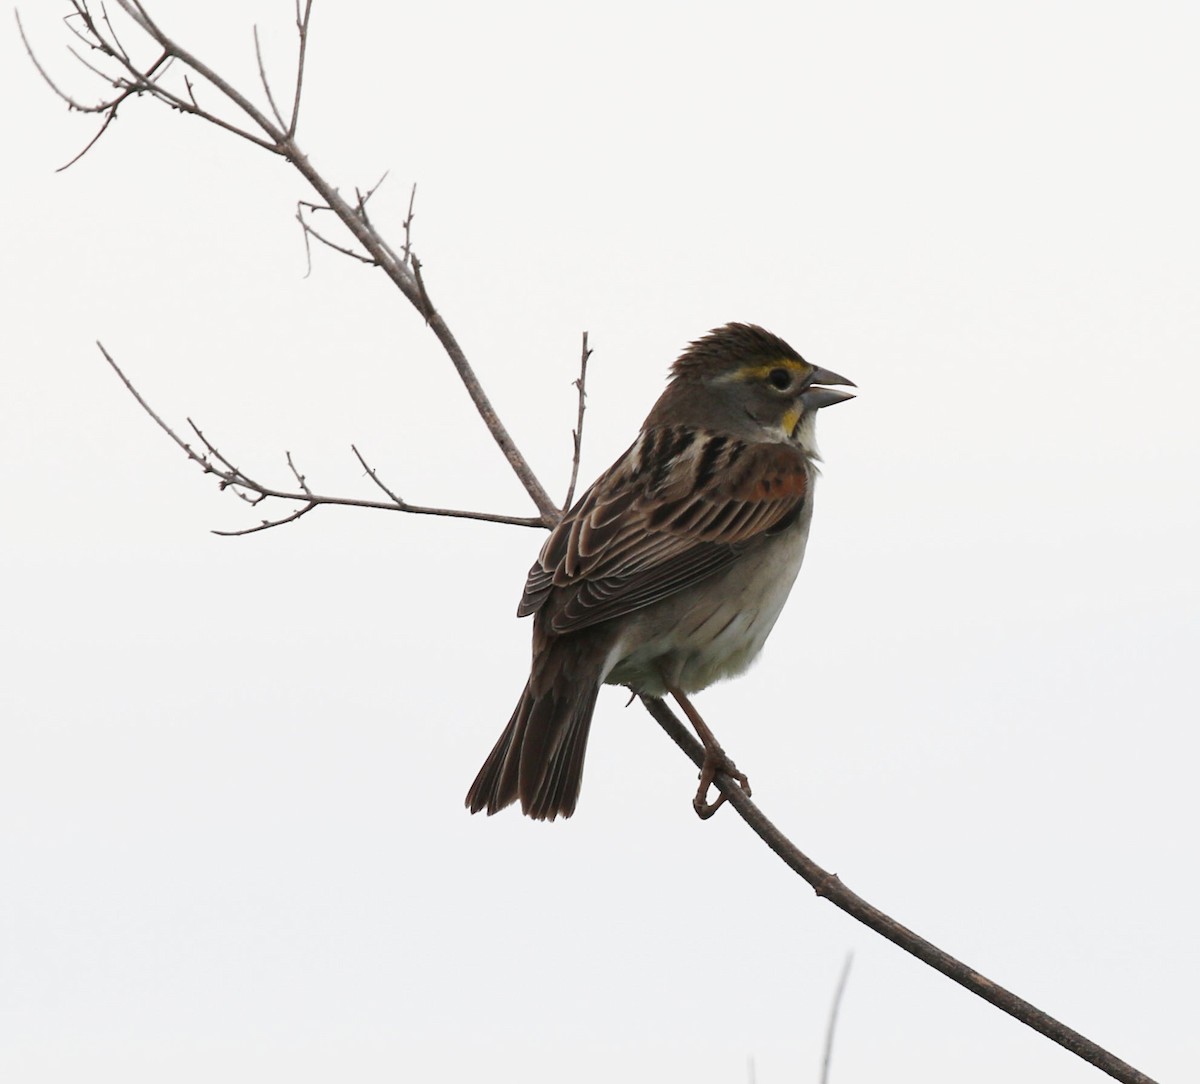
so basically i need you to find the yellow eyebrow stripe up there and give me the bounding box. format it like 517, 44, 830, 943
733, 359, 812, 381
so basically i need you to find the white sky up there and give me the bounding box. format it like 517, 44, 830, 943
4, 3, 1197, 1082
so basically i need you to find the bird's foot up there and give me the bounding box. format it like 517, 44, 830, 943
693, 747, 751, 819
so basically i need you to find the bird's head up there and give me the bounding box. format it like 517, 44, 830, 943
651, 322, 855, 453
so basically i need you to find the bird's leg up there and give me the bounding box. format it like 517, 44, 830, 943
665, 684, 751, 819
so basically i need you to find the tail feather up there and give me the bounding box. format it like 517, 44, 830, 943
464, 688, 526, 815
525, 682, 600, 820
465, 642, 605, 821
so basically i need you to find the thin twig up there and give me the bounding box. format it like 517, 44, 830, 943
286, 0, 312, 138
820, 953, 853, 1084
216, 502, 318, 536
58, 111, 120, 171
252, 24, 287, 130
563, 331, 592, 510
17, 10, 111, 113
350, 444, 403, 503
296, 203, 376, 264
638, 695, 1160, 1084
354, 171, 389, 217
99, 1, 131, 62
99, 344, 545, 533
402, 182, 417, 265
64, 41, 118, 83
186, 419, 265, 489
98, 342, 208, 467
285, 450, 311, 494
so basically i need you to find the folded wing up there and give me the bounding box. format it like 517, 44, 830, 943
520, 427, 810, 634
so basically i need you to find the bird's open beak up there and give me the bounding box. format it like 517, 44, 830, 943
801, 366, 856, 410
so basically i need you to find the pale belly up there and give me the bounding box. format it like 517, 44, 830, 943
601, 512, 812, 696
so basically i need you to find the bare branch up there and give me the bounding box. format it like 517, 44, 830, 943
99, 344, 545, 534
286, 0, 313, 137
354, 172, 388, 213
820, 953, 853, 1084
563, 331, 592, 510
64, 40, 119, 84
252, 24, 287, 130
285, 450, 311, 495
98, 342, 211, 470
99, 2, 131, 63
107, 0, 287, 149
58, 111, 120, 171
639, 696, 1160, 1084
33, 4, 280, 157
350, 444, 403, 504
214, 502, 319, 537
401, 183, 417, 265
186, 419, 265, 490
17, 10, 110, 113
31, 0, 562, 520
296, 201, 376, 264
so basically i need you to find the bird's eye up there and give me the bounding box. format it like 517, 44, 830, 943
767, 368, 793, 391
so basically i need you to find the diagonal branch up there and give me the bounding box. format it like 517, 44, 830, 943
25, 1, 560, 522
639, 695, 1160, 1084
148, 3, 559, 521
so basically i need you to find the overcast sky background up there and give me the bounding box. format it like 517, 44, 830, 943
4, 3, 1197, 1082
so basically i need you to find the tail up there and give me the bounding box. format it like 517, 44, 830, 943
465, 643, 604, 821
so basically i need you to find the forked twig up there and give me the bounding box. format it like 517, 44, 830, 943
99, 344, 545, 534
23, 0, 560, 523
296, 200, 377, 266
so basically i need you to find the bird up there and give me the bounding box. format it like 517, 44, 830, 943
465, 322, 854, 821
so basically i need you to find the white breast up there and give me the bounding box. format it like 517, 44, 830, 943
602, 503, 814, 697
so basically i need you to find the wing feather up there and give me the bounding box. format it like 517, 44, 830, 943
518, 426, 811, 633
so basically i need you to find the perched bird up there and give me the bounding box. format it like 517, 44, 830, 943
466, 323, 854, 821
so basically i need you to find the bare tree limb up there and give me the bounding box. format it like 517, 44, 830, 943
98, 343, 545, 533
24, 0, 560, 522
639, 695, 1160, 1084
563, 331, 591, 510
